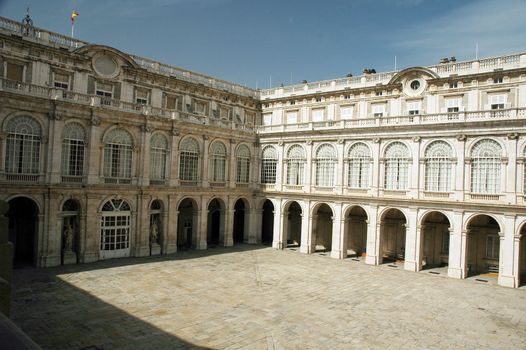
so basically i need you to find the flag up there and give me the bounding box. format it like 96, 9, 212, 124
71, 11, 79, 24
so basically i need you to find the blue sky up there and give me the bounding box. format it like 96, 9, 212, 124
1, 0, 525, 88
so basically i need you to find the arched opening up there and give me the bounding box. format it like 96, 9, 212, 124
100, 199, 131, 260
285, 201, 302, 248
207, 198, 225, 247
233, 199, 246, 244
520, 226, 526, 286
420, 212, 450, 272
177, 198, 198, 249
149, 199, 163, 255
261, 200, 274, 245
313, 204, 333, 253
466, 215, 501, 279
345, 206, 368, 259
380, 209, 407, 265
61, 199, 80, 265
8, 197, 38, 267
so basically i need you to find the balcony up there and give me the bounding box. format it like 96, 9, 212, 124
0, 78, 253, 132
257, 108, 526, 134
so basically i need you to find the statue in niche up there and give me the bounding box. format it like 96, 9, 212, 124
63, 224, 74, 251
150, 220, 159, 245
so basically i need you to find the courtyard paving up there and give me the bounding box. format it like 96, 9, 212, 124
10, 245, 526, 350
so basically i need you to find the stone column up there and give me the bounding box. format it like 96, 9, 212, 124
414, 225, 426, 271
504, 134, 518, 203
409, 137, 421, 199
335, 140, 345, 195
371, 139, 381, 196
82, 194, 101, 263
403, 208, 419, 272
228, 139, 236, 188
330, 203, 344, 259
165, 194, 178, 254
201, 137, 210, 188
250, 208, 263, 244
365, 206, 380, 265
42, 192, 61, 267
305, 141, 313, 193
303, 212, 315, 254
224, 203, 234, 247
47, 116, 64, 184
169, 129, 181, 187
135, 194, 150, 257
447, 210, 465, 279
0, 201, 13, 316
275, 141, 284, 192
453, 135, 466, 201
273, 201, 283, 249
86, 116, 102, 185
498, 215, 517, 287
139, 125, 152, 186
196, 208, 208, 250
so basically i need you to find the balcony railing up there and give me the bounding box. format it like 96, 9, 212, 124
0, 16, 258, 99
0, 78, 253, 131
257, 108, 526, 133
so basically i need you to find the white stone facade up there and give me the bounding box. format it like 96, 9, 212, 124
1, 16, 526, 288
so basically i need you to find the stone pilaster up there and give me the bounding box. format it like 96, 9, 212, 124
0, 201, 13, 316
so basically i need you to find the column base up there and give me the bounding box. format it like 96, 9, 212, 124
330, 250, 344, 259
81, 252, 99, 263
134, 247, 150, 257
39, 255, 61, 267
272, 241, 283, 250
224, 237, 234, 247
365, 255, 379, 266
150, 244, 161, 256
300, 245, 311, 254
62, 251, 77, 265
196, 241, 207, 250
447, 267, 463, 279
404, 260, 418, 272
498, 274, 517, 288
165, 243, 177, 254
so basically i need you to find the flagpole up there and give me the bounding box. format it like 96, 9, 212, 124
71, 22, 74, 37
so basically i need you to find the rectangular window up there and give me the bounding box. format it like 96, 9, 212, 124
340, 105, 353, 119
446, 98, 461, 113
372, 104, 385, 117
53, 72, 70, 90
485, 234, 500, 259
449, 82, 458, 89
407, 101, 421, 115
262, 113, 272, 126
165, 95, 177, 110
375, 91, 383, 96
286, 111, 298, 124
312, 108, 324, 122
493, 77, 503, 84
6, 62, 24, 81
489, 94, 506, 109
135, 89, 149, 105
95, 82, 113, 98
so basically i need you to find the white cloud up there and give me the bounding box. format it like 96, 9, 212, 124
391, 0, 526, 60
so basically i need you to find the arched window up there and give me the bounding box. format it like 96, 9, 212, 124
5, 116, 41, 174
150, 133, 168, 181
471, 139, 502, 194
286, 145, 305, 186
315, 144, 336, 187
209, 141, 227, 182
236, 144, 251, 183
384, 142, 410, 190
260, 146, 277, 184
62, 122, 86, 177
347, 142, 370, 189
424, 141, 453, 192
100, 199, 131, 259
179, 138, 199, 181
103, 128, 133, 179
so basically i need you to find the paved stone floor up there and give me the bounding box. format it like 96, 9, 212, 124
10, 245, 526, 350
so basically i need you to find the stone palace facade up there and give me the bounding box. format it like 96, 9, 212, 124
1, 16, 526, 288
